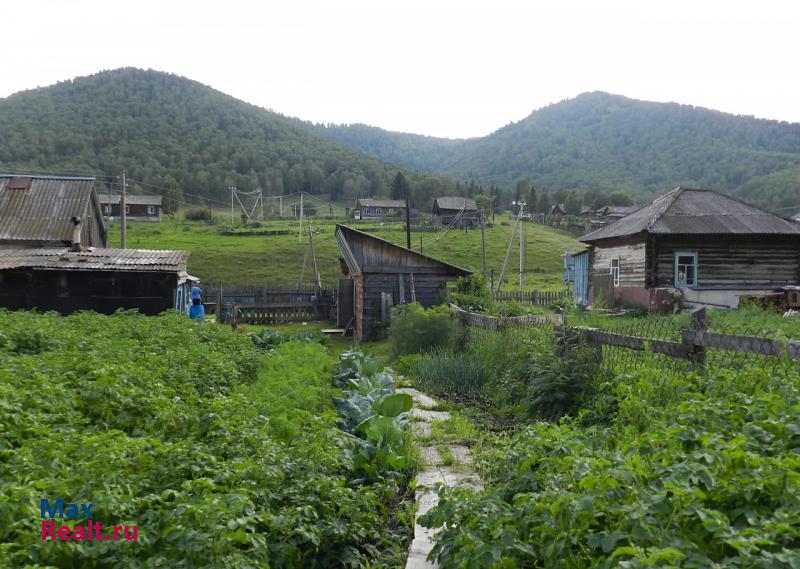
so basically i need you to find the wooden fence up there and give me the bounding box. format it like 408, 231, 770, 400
491, 290, 570, 306
452, 305, 800, 367
207, 284, 335, 324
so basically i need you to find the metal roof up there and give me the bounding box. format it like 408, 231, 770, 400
98, 194, 163, 206
356, 198, 406, 209
433, 197, 478, 211
0, 247, 188, 273
580, 187, 800, 243
0, 175, 106, 243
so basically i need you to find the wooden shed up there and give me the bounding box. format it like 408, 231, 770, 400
0, 247, 190, 315
579, 187, 800, 311
99, 194, 163, 221
335, 225, 471, 340
432, 197, 480, 228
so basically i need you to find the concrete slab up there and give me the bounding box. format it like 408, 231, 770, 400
412, 408, 451, 421
398, 387, 440, 409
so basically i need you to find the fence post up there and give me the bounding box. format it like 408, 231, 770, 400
685, 307, 708, 372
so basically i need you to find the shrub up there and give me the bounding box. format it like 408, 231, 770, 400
389, 303, 458, 356
184, 208, 213, 221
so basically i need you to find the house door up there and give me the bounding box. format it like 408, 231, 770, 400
573, 254, 589, 306
336, 279, 354, 327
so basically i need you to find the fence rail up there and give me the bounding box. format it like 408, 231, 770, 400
452, 304, 800, 369
207, 284, 335, 324
491, 290, 569, 306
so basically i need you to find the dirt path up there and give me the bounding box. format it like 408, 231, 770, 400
394, 382, 482, 569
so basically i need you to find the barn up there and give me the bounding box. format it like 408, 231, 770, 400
432, 197, 480, 228
335, 225, 471, 340
577, 187, 800, 311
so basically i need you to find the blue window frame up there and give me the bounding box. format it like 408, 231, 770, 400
674, 251, 697, 288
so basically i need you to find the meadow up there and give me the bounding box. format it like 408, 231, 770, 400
107, 213, 581, 290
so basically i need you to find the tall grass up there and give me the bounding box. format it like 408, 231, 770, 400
414, 348, 486, 394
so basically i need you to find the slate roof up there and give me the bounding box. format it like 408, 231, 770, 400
0, 247, 188, 273
356, 198, 406, 209
580, 187, 800, 243
98, 194, 163, 206
433, 197, 477, 211
0, 175, 107, 244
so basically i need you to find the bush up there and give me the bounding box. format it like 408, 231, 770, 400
184, 208, 213, 221
389, 303, 458, 356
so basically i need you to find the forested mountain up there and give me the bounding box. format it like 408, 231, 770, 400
0, 68, 458, 206
311, 92, 800, 212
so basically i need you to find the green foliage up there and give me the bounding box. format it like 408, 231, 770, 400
0, 311, 411, 568
249, 328, 326, 352
332, 352, 414, 483
418, 322, 800, 568
413, 348, 487, 394
315, 91, 800, 212
389, 303, 458, 357
184, 208, 214, 221
0, 68, 458, 207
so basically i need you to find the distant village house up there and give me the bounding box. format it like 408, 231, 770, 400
355, 198, 407, 220
575, 187, 800, 311
432, 197, 480, 228
99, 194, 163, 221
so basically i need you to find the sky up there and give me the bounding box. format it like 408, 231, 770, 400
3, 0, 799, 139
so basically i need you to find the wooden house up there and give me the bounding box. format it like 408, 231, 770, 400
335, 225, 471, 340
0, 175, 107, 248
99, 194, 163, 221
432, 197, 480, 228
0, 248, 190, 315
355, 198, 407, 219
577, 187, 800, 311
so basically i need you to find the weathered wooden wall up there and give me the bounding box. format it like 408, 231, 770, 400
653, 236, 800, 288
0, 269, 177, 315
591, 238, 647, 287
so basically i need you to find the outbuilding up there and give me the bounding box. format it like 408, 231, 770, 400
432, 197, 480, 228
99, 194, 163, 221
578, 187, 800, 310
335, 225, 471, 340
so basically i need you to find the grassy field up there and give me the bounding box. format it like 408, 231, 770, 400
108, 214, 582, 290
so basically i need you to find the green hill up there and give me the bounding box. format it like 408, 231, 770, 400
310, 92, 800, 211
0, 68, 457, 205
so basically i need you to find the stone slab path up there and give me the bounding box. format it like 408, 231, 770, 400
394, 379, 483, 569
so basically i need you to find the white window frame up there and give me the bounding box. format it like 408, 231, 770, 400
674, 251, 698, 288
124, 205, 130, 214
147, 206, 156, 215
610, 257, 620, 287
375, 207, 383, 215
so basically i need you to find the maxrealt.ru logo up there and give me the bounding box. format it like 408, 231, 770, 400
40, 498, 139, 541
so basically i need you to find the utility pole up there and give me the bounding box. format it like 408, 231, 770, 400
518, 201, 526, 291
298, 193, 304, 243
120, 172, 127, 248
405, 197, 411, 249
480, 207, 487, 277
229, 186, 236, 225
279, 195, 283, 218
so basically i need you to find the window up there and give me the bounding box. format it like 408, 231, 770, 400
125, 205, 130, 214
147, 206, 155, 215
674, 251, 697, 288
610, 258, 620, 287
103, 205, 110, 214
375, 208, 383, 215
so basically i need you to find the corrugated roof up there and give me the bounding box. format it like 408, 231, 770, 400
580, 187, 800, 243
98, 194, 163, 206
357, 198, 406, 209
433, 197, 477, 211
0, 175, 105, 243
0, 247, 188, 273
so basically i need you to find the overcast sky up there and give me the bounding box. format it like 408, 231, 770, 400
3, 0, 799, 139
